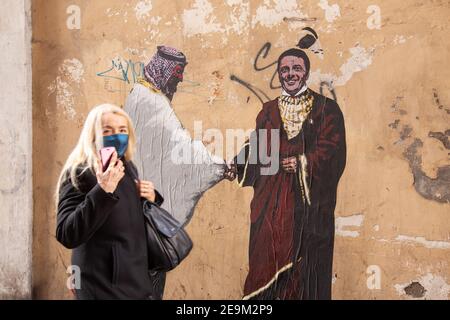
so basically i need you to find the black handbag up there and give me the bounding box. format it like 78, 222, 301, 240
125, 161, 193, 272
142, 200, 193, 272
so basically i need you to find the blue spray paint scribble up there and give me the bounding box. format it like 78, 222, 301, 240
97, 58, 145, 84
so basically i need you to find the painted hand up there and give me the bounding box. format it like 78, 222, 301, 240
281, 156, 298, 174
223, 163, 237, 181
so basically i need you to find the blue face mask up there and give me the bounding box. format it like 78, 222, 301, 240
103, 134, 129, 158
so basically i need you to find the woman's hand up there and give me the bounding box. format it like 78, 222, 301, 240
135, 179, 156, 202
281, 156, 298, 174
96, 151, 125, 193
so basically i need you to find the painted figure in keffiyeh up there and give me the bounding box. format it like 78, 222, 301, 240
225, 48, 347, 300
125, 46, 226, 299
143, 45, 188, 101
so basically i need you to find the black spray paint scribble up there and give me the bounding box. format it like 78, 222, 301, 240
389, 95, 450, 204
253, 42, 280, 91
229, 75, 270, 104
230, 27, 336, 104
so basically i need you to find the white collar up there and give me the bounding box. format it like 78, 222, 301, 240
281, 84, 308, 97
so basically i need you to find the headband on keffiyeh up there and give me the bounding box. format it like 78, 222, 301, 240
143, 46, 188, 91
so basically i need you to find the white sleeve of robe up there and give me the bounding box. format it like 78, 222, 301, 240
124, 83, 226, 225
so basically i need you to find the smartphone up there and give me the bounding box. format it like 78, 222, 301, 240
100, 147, 116, 172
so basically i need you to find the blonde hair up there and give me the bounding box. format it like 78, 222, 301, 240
55, 104, 136, 199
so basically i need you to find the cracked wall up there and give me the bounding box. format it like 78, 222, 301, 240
31, 0, 450, 299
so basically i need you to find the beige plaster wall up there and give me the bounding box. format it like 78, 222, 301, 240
32, 0, 450, 299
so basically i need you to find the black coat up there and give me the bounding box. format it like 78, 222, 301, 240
56, 161, 165, 300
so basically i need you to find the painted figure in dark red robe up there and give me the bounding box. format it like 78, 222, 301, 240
224, 48, 346, 299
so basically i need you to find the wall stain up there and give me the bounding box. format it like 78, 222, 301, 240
403, 138, 450, 204
229, 74, 270, 104
433, 88, 450, 115
399, 125, 412, 141
390, 96, 404, 113
388, 119, 400, 129
389, 94, 450, 204
428, 130, 450, 150
404, 281, 426, 298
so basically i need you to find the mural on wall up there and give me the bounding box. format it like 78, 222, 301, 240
30, 0, 450, 300
124, 45, 227, 297
124, 24, 346, 299
230, 27, 337, 105
124, 46, 226, 226
227, 46, 346, 299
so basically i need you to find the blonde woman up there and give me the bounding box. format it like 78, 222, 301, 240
56, 104, 165, 300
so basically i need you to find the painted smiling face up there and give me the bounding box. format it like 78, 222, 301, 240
278, 55, 308, 96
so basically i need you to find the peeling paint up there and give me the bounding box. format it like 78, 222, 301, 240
395, 273, 450, 300
318, 0, 340, 23
393, 34, 408, 45
134, 0, 153, 21
149, 16, 162, 26
59, 58, 84, 84
252, 0, 308, 29
182, 0, 223, 36
106, 7, 127, 18
225, 0, 250, 35
395, 235, 450, 250
182, 0, 251, 37
125, 47, 140, 55
146, 16, 162, 39
47, 58, 84, 120
309, 45, 374, 87
335, 214, 364, 238
47, 78, 76, 120
336, 45, 374, 86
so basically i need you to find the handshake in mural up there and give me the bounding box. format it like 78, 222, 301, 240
222, 155, 301, 181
